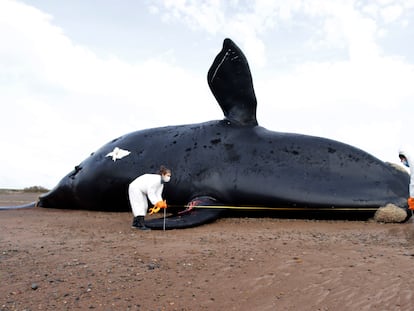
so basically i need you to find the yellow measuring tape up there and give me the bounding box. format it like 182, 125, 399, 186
170, 205, 378, 212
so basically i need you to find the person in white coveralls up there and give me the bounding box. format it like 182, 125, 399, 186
398, 148, 414, 211
128, 166, 172, 230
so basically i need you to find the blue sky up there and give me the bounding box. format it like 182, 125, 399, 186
1, 0, 414, 189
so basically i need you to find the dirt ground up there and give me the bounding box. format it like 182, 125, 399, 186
1, 191, 414, 310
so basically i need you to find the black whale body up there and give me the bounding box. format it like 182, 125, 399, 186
39, 120, 408, 211
34, 38, 409, 228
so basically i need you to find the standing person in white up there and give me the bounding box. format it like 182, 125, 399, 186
398, 148, 414, 211
129, 166, 171, 230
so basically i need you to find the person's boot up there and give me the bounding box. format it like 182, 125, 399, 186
137, 216, 151, 231
131, 216, 140, 229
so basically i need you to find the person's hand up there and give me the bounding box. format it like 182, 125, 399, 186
160, 200, 167, 209
148, 200, 167, 215
155, 200, 167, 209
408, 197, 414, 210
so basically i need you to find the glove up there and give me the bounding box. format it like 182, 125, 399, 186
159, 200, 168, 209
149, 200, 167, 215
408, 197, 414, 210
154, 200, 167, 209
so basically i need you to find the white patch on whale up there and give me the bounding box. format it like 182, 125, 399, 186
105, 147, 131, 161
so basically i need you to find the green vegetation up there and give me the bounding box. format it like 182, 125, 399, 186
0, 186, 49, 194
23, 186, 49, 193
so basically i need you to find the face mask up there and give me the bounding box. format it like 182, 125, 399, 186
403, 159, 409, 168
162, 175, 171, 183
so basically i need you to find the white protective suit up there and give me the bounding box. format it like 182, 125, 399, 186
399, 148, 414, 197
128, 174, 164, 217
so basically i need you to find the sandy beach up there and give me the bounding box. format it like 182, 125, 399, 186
1, 190, 414, 310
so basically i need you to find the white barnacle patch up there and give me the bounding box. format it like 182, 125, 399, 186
105, 147, 131, 161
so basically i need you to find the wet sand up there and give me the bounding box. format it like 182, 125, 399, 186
1, 191, 414, 310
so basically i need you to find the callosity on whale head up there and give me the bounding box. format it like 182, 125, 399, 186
37, 38, 410, 228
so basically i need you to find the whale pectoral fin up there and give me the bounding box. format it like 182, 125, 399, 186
145, 197, 226, 230
207, 38, 258, 126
